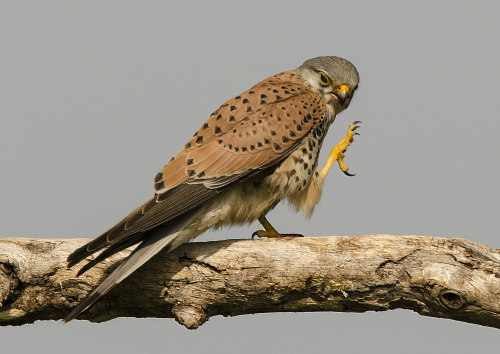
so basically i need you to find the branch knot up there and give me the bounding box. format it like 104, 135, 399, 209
439, 289, 466, 310
171, 304, 208, 329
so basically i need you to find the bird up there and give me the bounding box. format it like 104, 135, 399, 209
63, 56, 360, 323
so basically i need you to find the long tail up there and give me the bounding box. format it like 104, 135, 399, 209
63, 212, 197, 323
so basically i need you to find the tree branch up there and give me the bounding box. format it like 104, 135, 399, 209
0, 235, 499, 329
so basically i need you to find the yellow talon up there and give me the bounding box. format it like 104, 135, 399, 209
320, 121, 360, 179
253, 230, 281, 238
252, 215, 303, 238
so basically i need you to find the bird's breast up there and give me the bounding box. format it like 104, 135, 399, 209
265, 117, 331, 196
265, 138, 319, 196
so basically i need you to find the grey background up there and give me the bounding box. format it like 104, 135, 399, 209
1, 1, 499, 353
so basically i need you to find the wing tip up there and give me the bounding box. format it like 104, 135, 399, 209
63, 289, 105, 324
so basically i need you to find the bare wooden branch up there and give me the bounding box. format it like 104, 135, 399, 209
0, 235, 499, 329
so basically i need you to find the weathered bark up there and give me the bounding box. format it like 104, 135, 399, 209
0, 235, 499, 329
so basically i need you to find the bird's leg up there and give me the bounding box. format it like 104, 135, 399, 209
320, 121, 361, 179
252, 215, 303, 239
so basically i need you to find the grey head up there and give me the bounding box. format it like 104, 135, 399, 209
296, 56, 359, 113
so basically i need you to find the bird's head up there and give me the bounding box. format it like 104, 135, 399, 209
296, 56, 359, 113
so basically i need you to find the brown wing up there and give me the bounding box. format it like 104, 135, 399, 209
154, 70, 321, 192
67, 70, 327, 267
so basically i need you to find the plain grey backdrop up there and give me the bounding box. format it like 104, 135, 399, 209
1, 1, 499, 353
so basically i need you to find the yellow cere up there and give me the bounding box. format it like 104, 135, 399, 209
335, 84, 349, 93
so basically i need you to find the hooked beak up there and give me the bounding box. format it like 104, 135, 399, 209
331, 84, 349, 106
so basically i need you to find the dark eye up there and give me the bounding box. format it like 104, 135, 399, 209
318, 72, 331, 86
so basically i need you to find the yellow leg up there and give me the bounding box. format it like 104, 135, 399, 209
252, 215, 303, 239
320, 121, 361, 179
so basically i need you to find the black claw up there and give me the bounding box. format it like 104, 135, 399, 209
353, 125, 360, 131
281, 233, 304, 237
251, 231, 259, 239
355, 132, 360, 135
352, 120, 362, 124
343, 170, 356, 177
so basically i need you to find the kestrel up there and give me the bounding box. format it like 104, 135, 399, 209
64, 56, 360, 322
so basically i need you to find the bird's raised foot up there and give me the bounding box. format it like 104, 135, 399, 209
251, 230, 304, 239
320, 121, 361, 179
